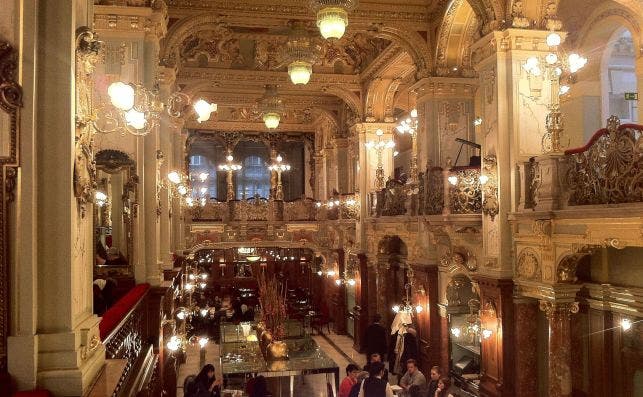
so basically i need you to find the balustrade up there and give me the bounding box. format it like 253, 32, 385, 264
189, 194, 360, 223
519, 117, 643, 211
368, 166, 482, 218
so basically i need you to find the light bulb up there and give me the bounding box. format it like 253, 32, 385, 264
167, 336, 181, 351
200, 273, 208, 280
317, 270, 323, 276
199, 282, 207, 289
559, 85, 570, 95
193, 99, 217, 123
263, 112, 280, 129
176, 311, 187, 320
546, 32, 562, 47
200, 308, 208, 317
479, 175, 489, 185
226, 155, 234, 162
451, 327, 461, 338
189, 274, 196, 281
621, 318, 632, 331
335, 279, 342, 286
392, 305, 400, 313
200, 187, 207, 195
376, 129, 384, 136
448, 175, 459, 186
198, 172, 209, 182
288, 61, 313, 85
525, 56, 539, 70
482, 329, 493, 339
276, 155, 283, 162
346, 199, 356, 206
168, 171, 181, 184
95, 191, 107, 201
327, 270, 336, 277
315, 202, 322, 207
198, 337, 209, 348
347, 279, 356, 286
184, 283, 194, 291
316, 7, 348, 39
473, 117, 483, 126
185, 197, 194, 207
415, 305, 423, 313
393, 151, 399, 157
177, 185, 188, 196
568, 53, 587, 73
125, 108, 146, 130
410, 108, 418, 118
545, 53, 558, 65
108, 82, 135, 111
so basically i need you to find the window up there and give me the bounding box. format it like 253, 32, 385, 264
188, 155, 217, 199
236, 155, 271, 199
189, 155, 204, 166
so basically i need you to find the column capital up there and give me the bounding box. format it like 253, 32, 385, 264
351, 122, 397, 136
539, 300, 579, 318
410, 76, 478, 102
471, 28, 569, 66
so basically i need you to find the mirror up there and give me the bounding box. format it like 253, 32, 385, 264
94, 149, 137, 276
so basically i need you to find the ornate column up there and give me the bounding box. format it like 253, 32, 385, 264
172, 130, 187, 253
539, 300, 580, 397
7, 3, 105, 393
513, 297, 539, 397
157, 67, 177, 269
474, 276, 515, 397
353, 253, 369, 352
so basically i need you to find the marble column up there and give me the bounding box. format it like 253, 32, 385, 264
171, 130, 187, 253
514, 298, 539, 397
438, 305, 450, 374
7, 1, 105, 394
353, 253, 370, 352
539, 300, 579, 397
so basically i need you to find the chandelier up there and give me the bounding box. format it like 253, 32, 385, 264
391, 266, 425, 314
309, 0, 359, 40
258, 85, 284, 129
396, 108, 419, 182
284, 22, 319, 85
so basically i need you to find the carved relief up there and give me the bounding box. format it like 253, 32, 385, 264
74, 27, 101, 217
481, 155, 498, 219
179, 25, 244, 67
0, 39, 21, 376
516, 248, 540, 280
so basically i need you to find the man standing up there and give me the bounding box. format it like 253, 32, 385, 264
364, 314, 388, 361
399, 359, 427, 397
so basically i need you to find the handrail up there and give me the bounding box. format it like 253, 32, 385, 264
564, 123, 643, 155
100, 283, 150, 340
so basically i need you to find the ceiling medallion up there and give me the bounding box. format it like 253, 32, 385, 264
284, 21, 320, 85
258, 85, 284, 130
309, 0, 359, 40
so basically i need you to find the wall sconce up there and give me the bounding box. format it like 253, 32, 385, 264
482, 329, 493, 339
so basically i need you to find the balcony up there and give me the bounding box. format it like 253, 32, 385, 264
368, 167, 483, 218
188, 194, 360, 223
519, 117, 642, 212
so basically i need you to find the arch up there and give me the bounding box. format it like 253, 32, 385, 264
366, 26, 433, 78
600, 28, 639, 123
556, 252, 592, 283
320, 85, 363, 119
435, 0, 480, 77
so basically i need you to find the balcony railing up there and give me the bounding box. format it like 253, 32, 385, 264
519, 117, 643, 211
189, 194, 360, 222
369, 167, 483, 218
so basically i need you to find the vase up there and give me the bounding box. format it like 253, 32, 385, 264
267, 340, 289, 361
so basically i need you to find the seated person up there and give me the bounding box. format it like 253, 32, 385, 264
399, 359, 426, 397
339, 364, 361, 397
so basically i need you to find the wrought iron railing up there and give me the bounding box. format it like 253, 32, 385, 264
369, 166, 482, 217
190, 194, 359, 222
565, 117, 642, 206
519, 117, 643, 211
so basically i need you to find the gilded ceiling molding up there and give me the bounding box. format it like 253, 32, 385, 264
185, 120, 316, 133
94, 1, 168, 39
177, 67, 361, 91
166, 0, 430, 25
434, 0, 479, 77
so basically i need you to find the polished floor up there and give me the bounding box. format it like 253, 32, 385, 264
176, 330, 371, 397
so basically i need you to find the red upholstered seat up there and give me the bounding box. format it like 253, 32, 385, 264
99, 283, 150, 340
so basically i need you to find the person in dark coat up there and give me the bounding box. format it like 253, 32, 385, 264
249, 375, 270, 397
357, 362, 394, 397
364, 314, 388, 361
186, 364, 221, 397
399, 325, 419, 369
363, 353, 389, 383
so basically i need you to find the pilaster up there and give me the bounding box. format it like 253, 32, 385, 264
513, 297, 539, 397
410, 77, 478, 169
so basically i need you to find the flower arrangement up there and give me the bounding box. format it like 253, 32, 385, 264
257, 272, 287, 341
